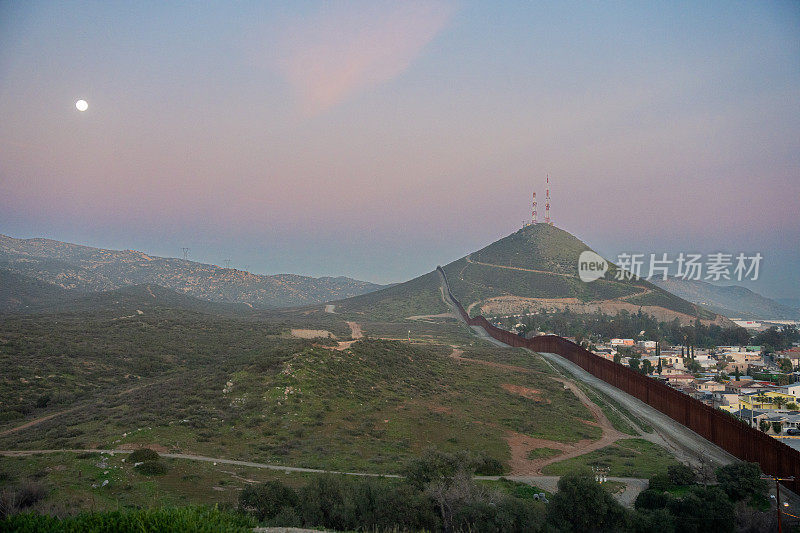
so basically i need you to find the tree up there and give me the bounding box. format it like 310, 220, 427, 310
547, 471, 628, 532
613, 353, 622, 364
734, 367, 741, 381
715, 462, 768, 503
641, 359, 653, 374
787, 402, 798, 410
778, 358, 792, 373
772, 421, 782, 434
629, 358, 640, 372
686, 359, 701, 373
759, 419, 770, 433
657, 357, 663, 374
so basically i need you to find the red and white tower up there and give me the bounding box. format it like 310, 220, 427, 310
544, 174, 552, 225
531, 191, 537, 224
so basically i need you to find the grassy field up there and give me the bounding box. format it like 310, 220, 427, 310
0, 302, 603, 477
541, 438, 678, 478
0, 451, 318, 515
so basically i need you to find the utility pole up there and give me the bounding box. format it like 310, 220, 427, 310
762, 475, 795, 533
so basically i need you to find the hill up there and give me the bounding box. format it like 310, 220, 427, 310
0, 269, 76, 312
651, 277, 800, 320
336, 224, 724, 325
0, 234, 384, 309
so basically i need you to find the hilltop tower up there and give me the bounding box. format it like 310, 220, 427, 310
544, 174, 552, 225
532, 191, 538, 224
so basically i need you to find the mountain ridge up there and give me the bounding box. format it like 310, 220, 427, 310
0, 234, 384, 309
651, 276, 800, 320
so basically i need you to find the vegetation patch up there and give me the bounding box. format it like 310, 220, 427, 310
542, 438, 678, 478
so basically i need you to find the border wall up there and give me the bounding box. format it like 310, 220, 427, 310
436, 266, 800, 490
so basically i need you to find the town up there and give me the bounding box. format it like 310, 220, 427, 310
493, 313, 800, 444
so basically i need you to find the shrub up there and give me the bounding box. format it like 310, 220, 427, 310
547, 471, 628, 532
0, 481, 48, 519
128, 448, 160, 463
667, 464, 695, 486
238, 481, 297, 521
634, 489, 673, 511
135, 461, 167, 476
715, 462, 768, 503
648, 473, 672, 492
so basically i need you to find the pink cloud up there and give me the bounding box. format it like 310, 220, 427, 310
273, 1, 455, 115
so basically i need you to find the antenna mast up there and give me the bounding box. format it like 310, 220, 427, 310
544, 174, 552, 225
532, 191, 537, 224
223, 259, 231, 269
181, 247, 190, 261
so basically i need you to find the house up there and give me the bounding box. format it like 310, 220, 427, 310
665, 374, 695, 385
698, 380, 725, 392
783, 383, 800, 398
610, 338, 635, 346
713, 391, 740, 410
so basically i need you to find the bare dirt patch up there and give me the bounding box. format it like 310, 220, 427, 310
118, 443, 169, 453
501, 383, 546, 402
346, 321, 363, 339
290, 329, 334, 339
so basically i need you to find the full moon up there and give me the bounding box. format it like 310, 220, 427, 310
75, 99, 88, 111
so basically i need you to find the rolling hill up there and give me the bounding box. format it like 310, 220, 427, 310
651, 276, 800, 320
336, 224, 726, 325
0, 269, 75, 312
0, 234, 384, 309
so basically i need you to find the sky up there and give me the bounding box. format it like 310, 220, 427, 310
1, 1, 799, 300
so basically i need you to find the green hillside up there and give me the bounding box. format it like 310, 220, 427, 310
335, 224, 714, 322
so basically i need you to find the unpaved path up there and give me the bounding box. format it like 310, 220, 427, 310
0, 379, 170, 438
330, 321, 364, 351
448, 348, 624, 475
347, 321, 363, 339
324, 304, 336, 313
0, 410, 78, 437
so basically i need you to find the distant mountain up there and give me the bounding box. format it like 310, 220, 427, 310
29, 283, 251, 316
336, 224, 726, 325
651, 277, 800, 320
0, 234, 384, 309
776, 298, 800, 313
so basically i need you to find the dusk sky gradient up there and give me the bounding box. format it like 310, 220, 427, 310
1, 2, 799, 298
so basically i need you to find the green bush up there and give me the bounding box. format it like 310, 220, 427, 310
128, 448, 160, 463
667, 464, 695, 486
238, 481, 297, 521
134, 461, 167, 476
546, 471, 627, 532
715, 462, 768, 503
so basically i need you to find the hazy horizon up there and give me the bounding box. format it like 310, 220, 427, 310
2, 2, 798, 298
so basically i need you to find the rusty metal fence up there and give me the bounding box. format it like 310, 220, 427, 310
437, 267, 800, 490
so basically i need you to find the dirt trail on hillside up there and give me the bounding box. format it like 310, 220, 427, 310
0, 410, 77, 437
448, 348, 545, 375
330, 321, 364, 351
0, 379, 170, 438
447, 347, 623, 475
347, 321, 363, 339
